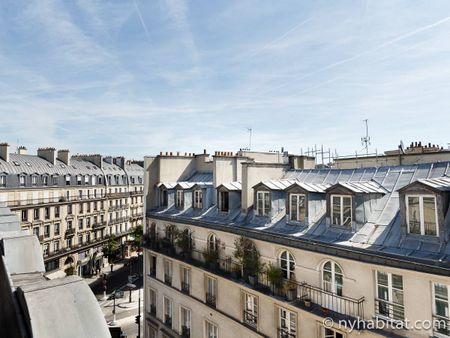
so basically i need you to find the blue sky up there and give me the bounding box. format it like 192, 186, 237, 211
0, 0, 449, 159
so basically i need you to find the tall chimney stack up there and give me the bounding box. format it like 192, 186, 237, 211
37, 147, 56, 165
17, 146, 27, 155
0, 143, 9, 162
57, 149, 70, 165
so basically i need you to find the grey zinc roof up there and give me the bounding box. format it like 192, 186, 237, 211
149, 161, 450, 273
3, 235, 45, 275
327, 180, 389, 194
219, 181, 242, 191
287, 181, 330, 193
254, 180, 293, 190
188, 171, 213, 182
158, 171, 213, 190
17, 276, 111, 338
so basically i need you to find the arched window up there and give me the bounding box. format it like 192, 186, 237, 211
279, 250, 295, 279
322, 261, 343, 296
64, 256, 74, 265
207, 233, 219, 252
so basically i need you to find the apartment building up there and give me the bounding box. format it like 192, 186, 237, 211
0, 143, 144, 277
143, 149, 450, 338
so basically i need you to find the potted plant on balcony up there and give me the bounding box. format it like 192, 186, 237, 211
176, 228, 193, 259
283, 276, 298, 301
266, 263, 283, 294
203, 247, 220, 270
234, 236, 263, 286
303, 298, 312, 308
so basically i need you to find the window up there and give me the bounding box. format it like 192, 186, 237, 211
278, 307, 297, 338
65, 175, 71, 186
256, 191, 270, 216
375, 271, 404, 321
205, 275, 217, 307
279, 250, 295, 279
323, 327, 344, 338
78, 190, 83, 200
44, 207, 50, 219
52, 175, 58, 185
176, 190, 184, 209
242, 292, 258, 328
54, 223, 60, 236
66, 238, 72, 247
164, 259, 172, 285
433, 283, 450, 337
194, 190, 203, 209
207, 233, 219, 252
180, 307, 191, 337
34, 208, 40, 220
55, 206, 60, 218
149, 288, 157, 315
77, 176, 82, 185
160, 189, 168, 207
0, 175, 6, 187
181, 266, 190, 294
84, 175, 89, 185
331, 195, 352, 226
67, 204, 72, 215
148, 326, 157, 338
31, 175, 37, 186
43, 243, 49, 257
21, 210, 28, 222
19, 175, 26, 187
78, 234, 83, 244
163, 297, 173, 328
406, 195, 438, 236
53, 241, 60, 252
289, 194, 306, 222
33, 227, 39, 237
67, 220, 73, 230
205, 321, 218, 338
79, 219, 83, 230
219, 191, 229, 212
44, 224, 50, 237
322, 261, 343, 297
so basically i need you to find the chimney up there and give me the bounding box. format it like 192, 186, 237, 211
0, 143, 9, 162
17, 146, 27, 155
57, 149, 70, 165
37, 147, 56, 165
113, 156, 125, 169
104, 156, 113, 164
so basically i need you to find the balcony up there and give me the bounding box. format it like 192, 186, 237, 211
92, 221, 107, 229
164, 315, 172, 328
149, 304, 156, 316
108, 204, 129, 212
278, 328, 296, 338
106, 192, 130, 198
149, 267, 156, 278
109, 217, 130, 225
181, 325, 190, 338
7, 194, 107, 209
181, 281, 190, 294
374, 299, 404, 324
206, 293, 216, 308
130, 190, 143, 196
65, 228, 75, 238
243, 310, 258, 329
433, 313, 450, 337
144, 240, 366, 325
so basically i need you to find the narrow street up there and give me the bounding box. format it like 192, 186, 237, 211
91, 255, 143, 338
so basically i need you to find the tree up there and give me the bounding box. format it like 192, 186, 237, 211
130, 224, 143, 248
103, 235, 119, 263
233, 236, 263, 278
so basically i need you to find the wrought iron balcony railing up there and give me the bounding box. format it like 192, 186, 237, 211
164, 274, 172, 286
278, 328, 296, 338
181, 281, 190, 294
433, 313, 450, 337
206, 293, 216, 308
243, 310, 258, 328
181, 325, 190, 338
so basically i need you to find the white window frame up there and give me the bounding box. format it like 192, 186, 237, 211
256, 191, 270, 216
0, 175, 5, 187
179, 306, 191, 332
163, 296, 173, 325
279, 250, 296, 279
176, 190, 184, 209
278, 307, 297, 337
375, 271, 404, 321
242, 291, 258, 327
194, 189, 203, 209
330, 194, 352, 227
219, 191, 229, 212
432, 282, 450, 338
207, 233, 219, 252
19, 175, 26, 187
289, 193, 306, 222
405, 194, 439, 236
205, 320, 218, 338
322, 326, 345, 338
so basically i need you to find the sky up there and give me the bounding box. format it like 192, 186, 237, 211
0, 0, 449, 160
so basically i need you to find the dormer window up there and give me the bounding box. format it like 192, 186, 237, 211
84, 175, 89, 185
289, 194, 306, 222
331, 195, 352, 227
0, 175, 5, 187
19, 175, 26, 187
31, 175, 37, 186
52, 175, 58, 186
219, 191, 229, 212
193, 190, 203, 209
42, 175, 48, 186
406, 195, 437, 236
160, 189, 168, 207
77, 175, 82, 185
256, 191, 270, 216
65, 175, 71, 186
176, 190, 184, 209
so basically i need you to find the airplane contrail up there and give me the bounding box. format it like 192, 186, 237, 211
133, 0, 152, 43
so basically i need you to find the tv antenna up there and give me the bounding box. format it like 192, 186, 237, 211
361, 119, 371, 155
247, 128, 252, 150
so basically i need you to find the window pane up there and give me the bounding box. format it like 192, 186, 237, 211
331, 196, 341, 225
298, 195, 306, 222
423, 197, 437, 236
392, 274, 403, 290
408, 197, 421, 234
264, 192, 270, 215
290, 195, 298, 220
342, 196, 352, 226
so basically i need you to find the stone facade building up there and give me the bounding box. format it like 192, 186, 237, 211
143, 150, 450, 338
0, 143, 144, 277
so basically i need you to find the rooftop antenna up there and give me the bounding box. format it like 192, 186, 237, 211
361, 119, 371, 156
16, 139, 19, 153
247, 128, 252, 150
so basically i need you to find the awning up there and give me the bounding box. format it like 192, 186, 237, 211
45, 269, 66, 280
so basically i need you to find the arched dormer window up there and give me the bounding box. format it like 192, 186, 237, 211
176, 190, 184, 209
31, 174, 38, 186
19, 174, 26, 187
0, 173, 6, 187
279, 250, 295, 279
